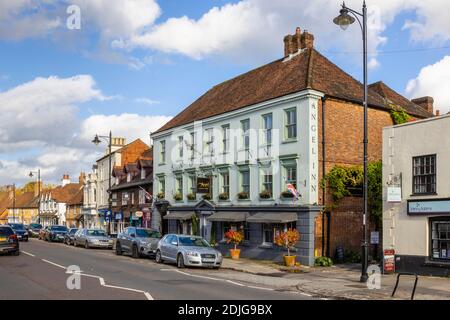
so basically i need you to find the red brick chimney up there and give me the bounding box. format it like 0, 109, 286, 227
284, 27, 314, 58
79, 172, 86, 185
411, 96, 434, 114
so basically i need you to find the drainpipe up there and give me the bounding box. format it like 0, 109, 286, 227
321, 96, 327, 257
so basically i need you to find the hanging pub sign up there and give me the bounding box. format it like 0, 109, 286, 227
196, 177, 211, 194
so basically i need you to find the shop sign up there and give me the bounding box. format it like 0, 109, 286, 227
383, 249, 395, 274
114, 212, 123, 221
196, 177, 210, 194
135, 211, 143, 218
407, 199, 450, 216
387, 187, 402, 203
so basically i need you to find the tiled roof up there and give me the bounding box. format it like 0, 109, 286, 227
368, 81, 431, 118
9, 192, 38, 209
155, 48, 433, 133
67, 188, 83, 206
46, 184, 83, 203
0, 192, 12, 221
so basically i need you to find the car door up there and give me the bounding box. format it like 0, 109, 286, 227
123, 227, 133, 252
159, 235, 172, 259
166, 235, 179, 261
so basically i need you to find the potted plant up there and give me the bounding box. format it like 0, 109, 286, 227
202, 193, 212, 200
219, 192, 229, 201
259, 190, 272, 199
274, 228, 300, 267
156, 192, 165, 200
237, 191, 249, 200
225, 230, 244, 260
173, 192, 183, 201
281, 190, 294, 198
187, 193, 196, 201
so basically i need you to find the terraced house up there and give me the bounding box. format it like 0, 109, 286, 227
151, 27, 434, 265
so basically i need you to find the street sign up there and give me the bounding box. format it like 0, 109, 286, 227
387, 187, 402, 203
370, 231, 379, 245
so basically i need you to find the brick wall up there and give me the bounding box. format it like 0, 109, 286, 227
315, 98, 394, 258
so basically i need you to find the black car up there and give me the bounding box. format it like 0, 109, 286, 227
28, 223, 42, 238
0, 225, 19, 255
64, 228, 78, 245
7, 223, 29, 242
45, 225, 68, 242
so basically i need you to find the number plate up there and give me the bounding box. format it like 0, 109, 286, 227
202, 258, 215, 263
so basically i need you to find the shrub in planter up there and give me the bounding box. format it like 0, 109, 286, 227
219, 192, 229, 200
274, 228, 300, 267
315, 256, 333, 267
281, 190, 294, 198
156, 192, 165, 200
187, 193, 196, 201
237, 191, 249, 200
225, 230, 244, 259
202, 193, 212, 200
173, 192, 183, 201
259, 190, 272, 199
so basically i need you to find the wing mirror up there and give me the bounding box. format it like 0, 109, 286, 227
171, 241, 178, 246
130, 234, 136, 238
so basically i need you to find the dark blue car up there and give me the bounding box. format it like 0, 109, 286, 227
7, 223, 29, 242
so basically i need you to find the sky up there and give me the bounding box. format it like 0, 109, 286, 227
0, 0, 450, 186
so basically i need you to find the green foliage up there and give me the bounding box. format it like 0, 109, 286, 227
191, 216, 199, 236
315, 256, 333, 267
323, 161, 383, 225
344, 250, 361, 263
210, 222, 217, 246
390, 106, 411, 125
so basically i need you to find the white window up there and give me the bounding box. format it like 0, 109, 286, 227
176, 176, 183, 197
239, 168, 250, 198
241, 119, 250, 150
285, 108, 297, 139
190, 132, 196, 160
222, 124, 230, 153
204, 128, 214, 155
260, 167, 273, 197
178, 136, 184, 158
188, 175, 196, 195
221, 171, 230, 195
158, 177, 165, 194
262, 113, 273, 145
122, 193, 129, 205
160, 140, 166, 163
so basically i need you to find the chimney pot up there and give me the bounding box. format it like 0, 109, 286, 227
301, 30, 314, 49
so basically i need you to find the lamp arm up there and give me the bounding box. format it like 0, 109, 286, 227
349, 10, 363, 35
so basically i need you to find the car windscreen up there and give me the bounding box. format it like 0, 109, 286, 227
0, 227, 13, 236
50, 226, 68, 232
178, 237, 210, 247
87, 230, 107, 237
9, 224, 24, 230
69, 229, 78, 235
30, 223, 42, 229
136, 229, 161, 238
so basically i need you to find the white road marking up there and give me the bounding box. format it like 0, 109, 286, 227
22, 251, 35, 257
299, 292, 312, 297
226, 280, 246, 287
41, 259, 66, 269
247, 285, 275, 291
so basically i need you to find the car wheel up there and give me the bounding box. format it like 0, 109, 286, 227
131, 244, 140, 259
155, 250, 162, 263
115, 242, 122, 256
85, 241, 89, 249
12, 250, 20, 256
24, 237, 28, 242
177, 254, 185, 269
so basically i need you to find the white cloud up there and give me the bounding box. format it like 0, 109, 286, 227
79, 113, 172, 144
134, 98, 160, 105
405, 55, 450, 114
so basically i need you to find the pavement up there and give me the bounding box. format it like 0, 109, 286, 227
219, 257, 450, 300
0, 238, 312, 300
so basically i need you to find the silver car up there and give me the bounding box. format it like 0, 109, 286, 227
74, 228, 113, 249
155, 234, 222, 269
116, 227, 162, 258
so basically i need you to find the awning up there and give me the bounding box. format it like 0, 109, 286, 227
163, 211, 195, 220
246, 212, 298, 224
207, 212, 248, 222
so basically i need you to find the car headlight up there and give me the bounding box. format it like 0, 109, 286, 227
91, 239, 99, 243
186, 251, 199, 257
217, 252, 222, 258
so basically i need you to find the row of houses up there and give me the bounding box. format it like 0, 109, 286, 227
1, 27, 447, 275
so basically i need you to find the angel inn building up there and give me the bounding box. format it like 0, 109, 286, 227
151, 27, 433, 265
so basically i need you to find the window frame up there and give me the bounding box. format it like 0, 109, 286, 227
412, 154, 437, 195
239, 168, 250, 196
241, 119, 250, 150
262, 113, 273, 145
160, 140, 166, 164
222, 124, 230, 154
429, 217, 450, 262
284, 108, 297, 140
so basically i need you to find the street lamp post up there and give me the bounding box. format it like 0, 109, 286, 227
92, 131, 113, 235
333, 0, 369, 283
29, 169, 41, 224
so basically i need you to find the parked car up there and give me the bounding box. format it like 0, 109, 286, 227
45, 225, 68, 242
74, 229, 113, 249
116, 227, 161, 258
38, 226, 49, 240
0, 225, 19, 255
155, 234, 222, 269
28, 223, 42, 238
7, 223, 29, 242
64, 228, 78, 245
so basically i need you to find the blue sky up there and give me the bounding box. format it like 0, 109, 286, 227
0, 0, 449, 185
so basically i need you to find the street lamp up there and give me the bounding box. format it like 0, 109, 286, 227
333, 0, 369, 283
29, 170, 41, 224
92, 131, 113, 234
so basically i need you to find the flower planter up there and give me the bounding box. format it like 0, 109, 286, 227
283, 255, 296, 267
230, 249, 241, 260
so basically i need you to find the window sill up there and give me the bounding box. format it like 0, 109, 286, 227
282, 139, 298, 144
424, 259, 450, 268
237, 199, 251, 202
410, 193, 438, 197
218, 199, 230, 202
259, 198, 274, 201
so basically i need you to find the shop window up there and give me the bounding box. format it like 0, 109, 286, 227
262, 222, 297, 245
222, 222, 250, 241
431, 218, 450, 261
413, 154, 436, 194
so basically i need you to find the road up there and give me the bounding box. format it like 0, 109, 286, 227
0, 238, 311, 300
